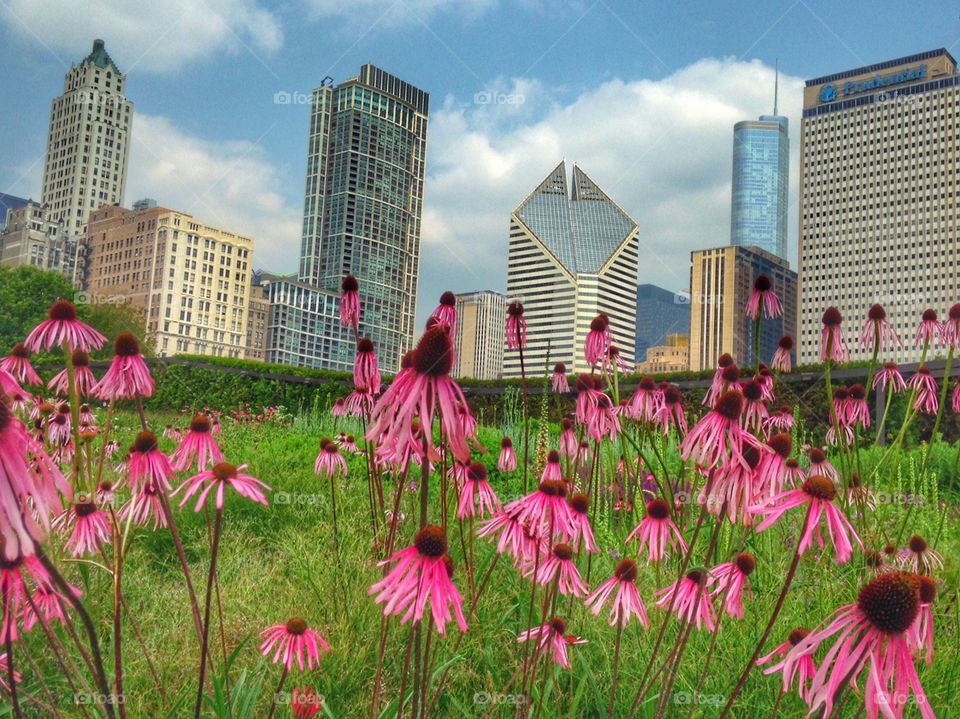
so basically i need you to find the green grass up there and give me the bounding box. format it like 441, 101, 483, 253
13, 407, 960, 718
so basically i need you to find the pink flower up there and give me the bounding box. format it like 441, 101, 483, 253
657, 385, 687, 435
627, 376, 661, 423
846, 383, 870, 428
655, 569, 716, 632
290, 687, 324, 718
510, 479, 576, 540
0, 553, 51, 640
23, 580, 81, 632
259, 618, 330, 672
0, 344, 41, 386
47, 349, 97, 397
93, 332, 154, 400
505, 301, 526, 350
314, 441, 348, 480
456, 462, 500, 519
860, 304, 902, 350
551, 363, 569, 393
604, 345, 630, 376
584, 314, 611, 367
773, 572, 935, 719
353, 337, 381, 394
745, 275, 782, 319
586, 394, 621, 443
912, 576, 936, 666
755, 433, 794, 500
584, 558, 649, 628
940, 303, 960, 348
366, 326, 474, 463
705, 442, 763, 524
874, 361, 906, 393
820, 307, 849, 363
703, 355, 739, 407
339, 275, 360, 329
681, 390, 761, 470
896, 535, 943, 575
806, 448, 839, 483
56, 500, 112, 556
559, 418, 577, 458
517, 617, 585, 669
0, 653, 21, 690
710, 553, 755, 619
344, 387, 374, 417
752, 475, 862, 563
532, 543, 588, 597
174, 462, 271, 511
497, 437, 517, 472
25, 300, 106, 353
129, 431, 175, 491
541, 450, 562, 482
759, 628, 816, 702
120, 483, 167, 529
429, 291, 458, 334
740, 379, 768, 432
626, 498, 686, 563
369, 525, 467, 635
477, 507, 541, 566
771, 335, 793, 373
171, 415, 223, 472
565, 493, 597, 554
330, 397, 346, 417
914, 308, 941, 348
908, 365, 938, 414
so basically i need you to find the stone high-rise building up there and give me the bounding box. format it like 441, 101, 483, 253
453, 290, 507, 380
0, 201, 76, 278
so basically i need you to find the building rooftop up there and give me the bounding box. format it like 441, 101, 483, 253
79, 39, 122, 74
805, 48, 955, 86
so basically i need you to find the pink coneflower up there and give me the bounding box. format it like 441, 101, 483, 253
587, 394, 621, 443
366, 326, 474, 463
752, 475, 861, 563
174, 462, 271, 512
78, 404, 96, 427
344, 387, 374, 417
626, 498, 687, 563
0, 344, 41, 386
497, 437, 517, 472
574, 374, 604, 424
874, 361, 906, 393
860, 303, 902, 350
706, 441, 763, 524
517, 617, 585, 669
913, 576, 936, 667
627, 376, 660, 423
25, 299, 106, 353
330, 397, 346, 417
120, 482, 167, 529
511, 479, 576, 539
505, 301, 526, 350
56, 499, 111, 557
551, 363, 569, 393
457, 462, 500, 519
909, 365, 938, 414
656, 569, 716, 631
0, 653, 21, 691
340, 434, 361, 454
0, 549, 51, 640
584, 315, 611, 367
741, 379, 768, 432
353, 337, 381, 394
93, 332, 154, 400
759, 628, 816, 702
369, 525, 467, 635
604, 345, 631, 376
171, 415, 223, 472
771, 335, 793, 373
541, 450, 562, 482
745, 275, 782, 319
806, 447, 839, 484
776, 572, 934, 719
129, 431, 175, 491
559, 418, 577, 458
259, 618, 330, 672
565, 493, 598, 554
339, 275, 360, 329
533, 543, 588, 597
756, 433, 793, 499
657, 385, 687, 435
710, 553, 756, 619
22, 579, 81, 632
584, 558, 649, 628
703, 360, 740, 408
47, 349, 97, 397
47, 408, 71, 446
314, 442, 348, 480
756, 366, 775, 401
896, 535, 943, 575
429, 291, 458, 333
290, 686, 324, 718
940, 303, 960, 348
820, 307, 849, 363
162, 424, 181, 441
477, 507, 542, 566
914, 308, 941, 348
847, 383, 870, 428
681, 390, 760, 470
763, 406, 794, 436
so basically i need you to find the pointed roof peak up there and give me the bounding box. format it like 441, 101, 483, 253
514, 161, 567, 214
80, 38, 121, 74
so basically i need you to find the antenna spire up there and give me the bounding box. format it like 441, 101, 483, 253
773, 58, 779, 115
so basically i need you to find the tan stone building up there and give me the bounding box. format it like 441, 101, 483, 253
245, 277, 270, 362
453, 290, 507, 380
688, 245, 797, 372
636, 333, 689, 374
0, 201, 76, 278
82, 203, 254, 358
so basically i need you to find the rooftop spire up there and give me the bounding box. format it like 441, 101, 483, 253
773, 58, 779, 115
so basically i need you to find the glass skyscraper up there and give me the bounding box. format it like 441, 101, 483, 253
265, 65, 429, 370
730, 114, 789, 261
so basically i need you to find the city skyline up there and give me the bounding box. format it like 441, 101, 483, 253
2, 2, 956, 329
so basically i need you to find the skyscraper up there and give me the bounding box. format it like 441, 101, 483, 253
503, 162, 639, 377
41, 40, 133, 236
688, 245, 797, 371
635, 284, 690, 362
730, 69, 789, 260
453, 290, 507, 380
798, 49, 959, 364
266, 65, 429, 370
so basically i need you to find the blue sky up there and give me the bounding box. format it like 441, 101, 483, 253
1, 0, 957, 324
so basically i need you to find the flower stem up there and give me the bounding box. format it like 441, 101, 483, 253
194, 507, 223, 719
607, 622, 623, 719
265, 666, 288, 719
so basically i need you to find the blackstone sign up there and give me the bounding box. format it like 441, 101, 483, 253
819, 64, 927, 104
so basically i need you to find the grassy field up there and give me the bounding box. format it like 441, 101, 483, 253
15, 405, 960, 718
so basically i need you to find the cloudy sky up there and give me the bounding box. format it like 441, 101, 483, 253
1, 0, 957, 324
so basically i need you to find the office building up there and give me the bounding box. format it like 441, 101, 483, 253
453, 290, 507, 380
0, 194, 29, 231
635, 284, 690, 362
0, 201, 75, 277
267, 65, 429, 371
636, 333, 689, 374
246, 275, 270, 362
83, 203, 254, 358
799, 49, 959, 364
689, 245, 797, 371
504, 162, 639, 377
41, 40, 133, 237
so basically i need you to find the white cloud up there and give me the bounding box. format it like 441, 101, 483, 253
0, 0, 282, 74
300, 0, 496, 26
127, 115, 301, 272
417, 57, 803, 317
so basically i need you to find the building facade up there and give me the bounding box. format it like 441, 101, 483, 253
689, 245, 797, 372
41, 40, 132, 237
267, 65, 429, 371
504, 162, 639, 377
0, 194, 29, 231
0, 201, 76, 277
245, 275, 270, 362
635, 284, 690, 363
83, 204, 254, 358
453, 290, 507, 380
636, 333, 689, 374
731, 114, 789, 260
799, 49, 959, 364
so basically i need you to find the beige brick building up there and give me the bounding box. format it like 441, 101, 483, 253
636, 333, 689, 374
246, 278, 270, 362
82, 203, 254, 358
0, 201, 76, 278
453, 290, 507, 380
